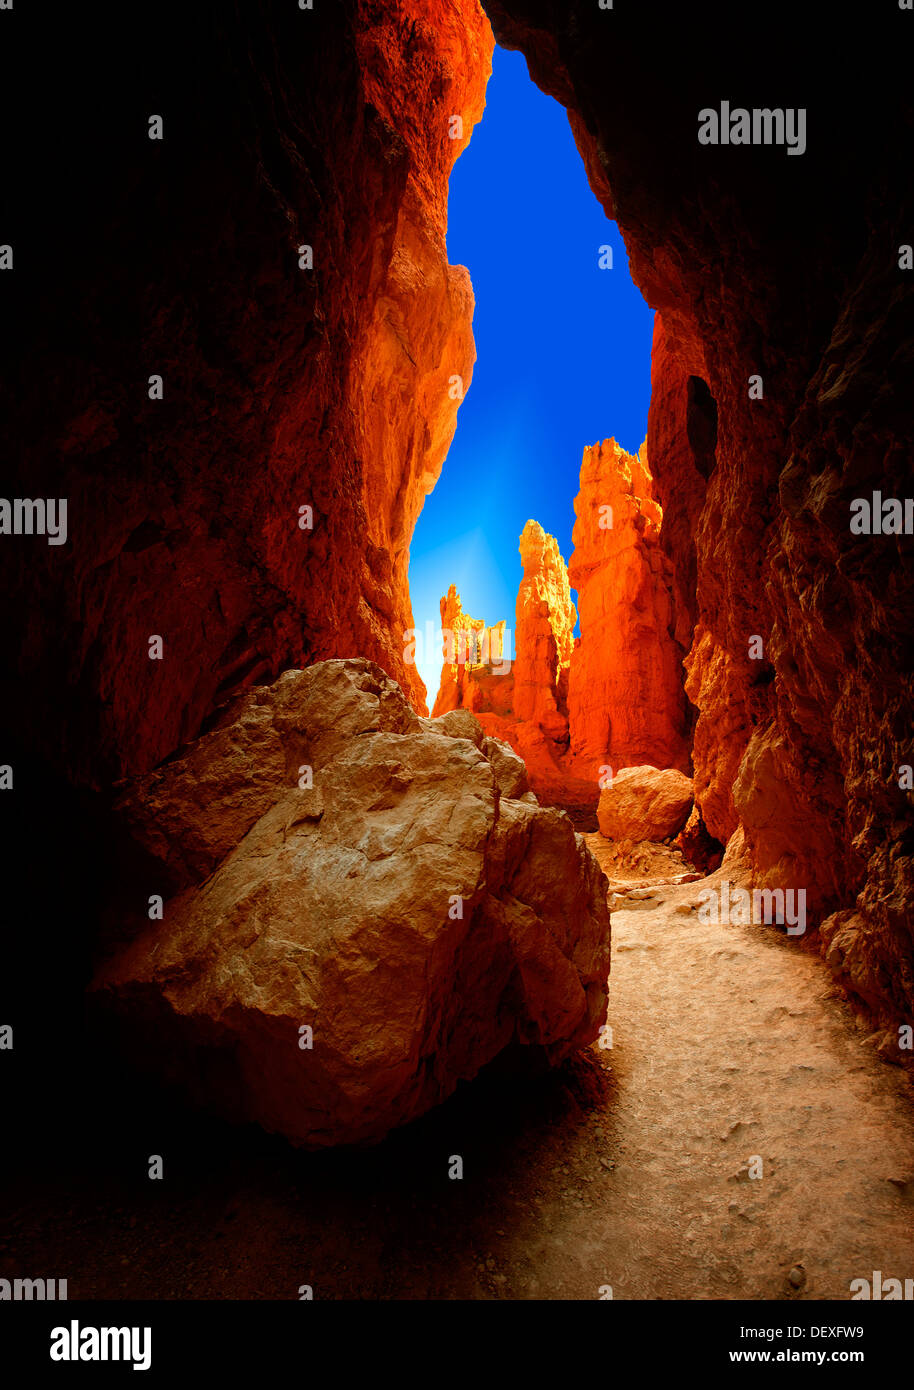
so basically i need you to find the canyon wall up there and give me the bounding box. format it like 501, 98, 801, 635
434, 448, 691, 806
433, 520, 578, 802
432, 584, 511, 718
0, 0, 493, 785
483, 0, 914, 1032
4, 0, 913, 1043
567, 437, 691, 787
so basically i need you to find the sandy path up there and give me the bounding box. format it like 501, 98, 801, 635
564, 836, 914, 1299
4, 839, 914, 1301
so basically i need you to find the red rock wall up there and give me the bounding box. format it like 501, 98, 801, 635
567, 438, 691, 788
432, 584, 512, 718
646, 315, 712, 656
432, 521, 577, 802
5, 0, 913, 1036
482, 0, 914, 1030
434, 465, 692, 807
512, 520, 576, 729
1, 0, 493, 785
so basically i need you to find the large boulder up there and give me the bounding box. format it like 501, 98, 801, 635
597, 765, 694, 842
92, 659, 611, 1148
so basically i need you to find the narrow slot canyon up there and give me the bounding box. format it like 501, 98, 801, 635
1, 0, 913, 1323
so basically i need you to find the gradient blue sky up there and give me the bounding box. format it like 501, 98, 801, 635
408, 46, 654, 706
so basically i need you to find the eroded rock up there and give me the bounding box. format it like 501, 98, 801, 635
597, 766, 694, 843
433, 446, 693, 809
92, 659, 611, 1148
1, 0, 495, 783
567, 439, 691, 787
483, 0, 914, 1030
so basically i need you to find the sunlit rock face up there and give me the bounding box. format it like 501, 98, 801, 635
513, 520, 577, 727
0, 0, 494, 785
434, 451, 692, 807
567, 439, 691, 792
92, 660, 611, 1148
504, 520, 579, 800
432, 584, 512, 719
432, 522, 577, 803
597, 766, 693, 843
483, 0, 914, 1030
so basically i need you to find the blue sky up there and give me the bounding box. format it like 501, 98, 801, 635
408, 46, 654, 707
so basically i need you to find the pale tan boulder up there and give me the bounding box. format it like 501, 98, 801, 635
598, 765, 694, 842
93, 659, 610, 1148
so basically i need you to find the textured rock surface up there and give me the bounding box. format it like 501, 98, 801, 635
432, 521, 579, 803
482, 0, 914, 1029
567, 439, 691, 788
0, 0, 494, 784
434, 459, 693, 808
431, 584, 512, 719
597, 766, 693, 844
645, 315, 712, 660
3, 0, 912, 1059
92, 660, 611, 1148
674, 806, 724, 875
513, 520, 576, 729
498, 520, 578, 801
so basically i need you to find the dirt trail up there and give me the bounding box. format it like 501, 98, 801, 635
575, 835, 914, 1299
4, 839, 914, 1300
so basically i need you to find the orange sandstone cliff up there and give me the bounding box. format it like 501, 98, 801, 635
432, 584, 511, 718
567, 438, 691, 790
484, 0, 914, 1034
434, 443, 691, 806
0, 0, 495, 782
431, 523, 576, 801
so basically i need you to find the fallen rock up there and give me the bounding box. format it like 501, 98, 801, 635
598, 766, 694, 842
92, 659, 611, 1149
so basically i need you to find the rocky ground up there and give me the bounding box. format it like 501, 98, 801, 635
4, 829, 913, 1300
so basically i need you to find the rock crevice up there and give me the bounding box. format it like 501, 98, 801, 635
481, 0, 914, 1031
